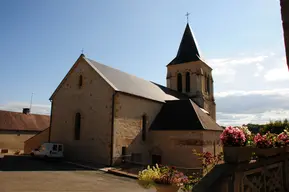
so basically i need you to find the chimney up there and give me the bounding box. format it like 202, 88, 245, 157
23, 108, 30, 114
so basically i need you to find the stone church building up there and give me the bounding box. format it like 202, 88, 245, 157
49, 23, 223, 168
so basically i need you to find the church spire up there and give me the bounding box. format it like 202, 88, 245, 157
167, 23, 201, 66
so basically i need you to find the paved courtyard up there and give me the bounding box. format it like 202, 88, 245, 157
0, 155, 153, 192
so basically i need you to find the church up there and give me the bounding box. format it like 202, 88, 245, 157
48, 23, 223, 168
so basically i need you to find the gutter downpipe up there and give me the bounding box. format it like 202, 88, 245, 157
110, 91, 117, 166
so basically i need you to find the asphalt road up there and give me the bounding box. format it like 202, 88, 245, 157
0, 155, 154, 192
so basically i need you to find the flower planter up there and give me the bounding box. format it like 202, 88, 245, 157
254, 147, 283, 158
223, 146, 252, 163
285, 146, 289, 153
155, 184, 179, 192
137, 180, 152, 189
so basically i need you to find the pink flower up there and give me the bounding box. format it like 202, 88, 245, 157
220, 126, 246, 146
253, 133, 274, 148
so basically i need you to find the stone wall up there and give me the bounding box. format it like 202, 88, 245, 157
167, 61, 216, 120
202, 130, 222, 156
113, 92, 220, 168
113, 92, 162, 164
149, 130, 204, 168
50, 57, 114, 165
0, 131, 37, 151
24, 128, 49, 154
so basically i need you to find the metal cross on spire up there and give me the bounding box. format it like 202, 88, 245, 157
185, 12, 190, 23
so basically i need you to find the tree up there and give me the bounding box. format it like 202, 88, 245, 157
260, 119, 289, 134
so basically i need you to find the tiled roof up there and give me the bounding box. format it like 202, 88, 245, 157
167, 23, 201, 66
150, 99, 222, 131
85, 57, 188, 102
0, 110, 50, 131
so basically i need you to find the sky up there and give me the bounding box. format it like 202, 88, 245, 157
0, 0, 288, 126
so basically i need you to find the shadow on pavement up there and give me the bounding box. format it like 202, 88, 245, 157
0, 155, 98, 171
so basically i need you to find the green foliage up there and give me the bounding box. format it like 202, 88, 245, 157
192, 149, 223, 175
138, 164, 191, 191
246, 119, 289, 135
260, 119, 289, 134
247, 123, 263, 134
138, 165, 161, 189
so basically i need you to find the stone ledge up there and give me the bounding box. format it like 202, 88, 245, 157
107, 169, 138, 179
64, 160, 139, 179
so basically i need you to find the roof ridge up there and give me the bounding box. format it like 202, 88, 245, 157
189, 99, 222, 131
0, 109, 49, 116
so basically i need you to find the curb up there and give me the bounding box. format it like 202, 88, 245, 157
65, 161, 104, 171
107, 169, 138, 180
65, 161, 138, 179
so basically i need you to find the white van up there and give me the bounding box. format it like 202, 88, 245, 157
31, 143, 64, 158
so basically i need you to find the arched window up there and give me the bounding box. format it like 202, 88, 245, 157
177, 73, 182, 92
207, 76, 210, 94
74, 113, 81, 140
142, 115, 147, 141
78, 75, 83, 88
185, 72, 190, 93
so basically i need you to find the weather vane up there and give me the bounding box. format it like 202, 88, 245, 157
81, 48, 84, 54
185, 12, 190, 23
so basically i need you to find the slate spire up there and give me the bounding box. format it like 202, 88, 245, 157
167, 23, 201, 66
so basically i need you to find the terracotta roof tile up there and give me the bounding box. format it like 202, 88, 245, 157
0, 110, 50, 131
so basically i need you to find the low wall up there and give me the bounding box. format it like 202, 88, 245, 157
0, 131, 37, 150
24, 128, 49, 154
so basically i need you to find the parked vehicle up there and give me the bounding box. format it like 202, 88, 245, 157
31, 143, 64, 159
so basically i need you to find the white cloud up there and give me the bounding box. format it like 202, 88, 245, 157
215, 88, 289, 98
264, 67, 289, 81
208, 55, 268, 67
208, 55, 269, 83
217, 109, 289, 126
264, 57, 289, 82
0, 102, 51, 115
254, 63, 264, 77
215, 87, 289, 126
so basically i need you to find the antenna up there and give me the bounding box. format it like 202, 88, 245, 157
30, 93, 34, 112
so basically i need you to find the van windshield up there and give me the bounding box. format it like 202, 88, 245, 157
35, 145, 41, 150
35, 144, 45, 150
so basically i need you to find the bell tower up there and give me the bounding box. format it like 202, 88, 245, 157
166, 23, 216, 120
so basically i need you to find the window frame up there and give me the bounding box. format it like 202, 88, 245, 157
177, 73, 182, 92
142, 115, 147, 141
78, 75, 83, 88
52, 144, 58, 151
185, 72, 190, 93
74, 112, 81, 140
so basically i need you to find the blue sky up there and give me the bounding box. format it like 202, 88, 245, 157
0, 0, 288, 125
